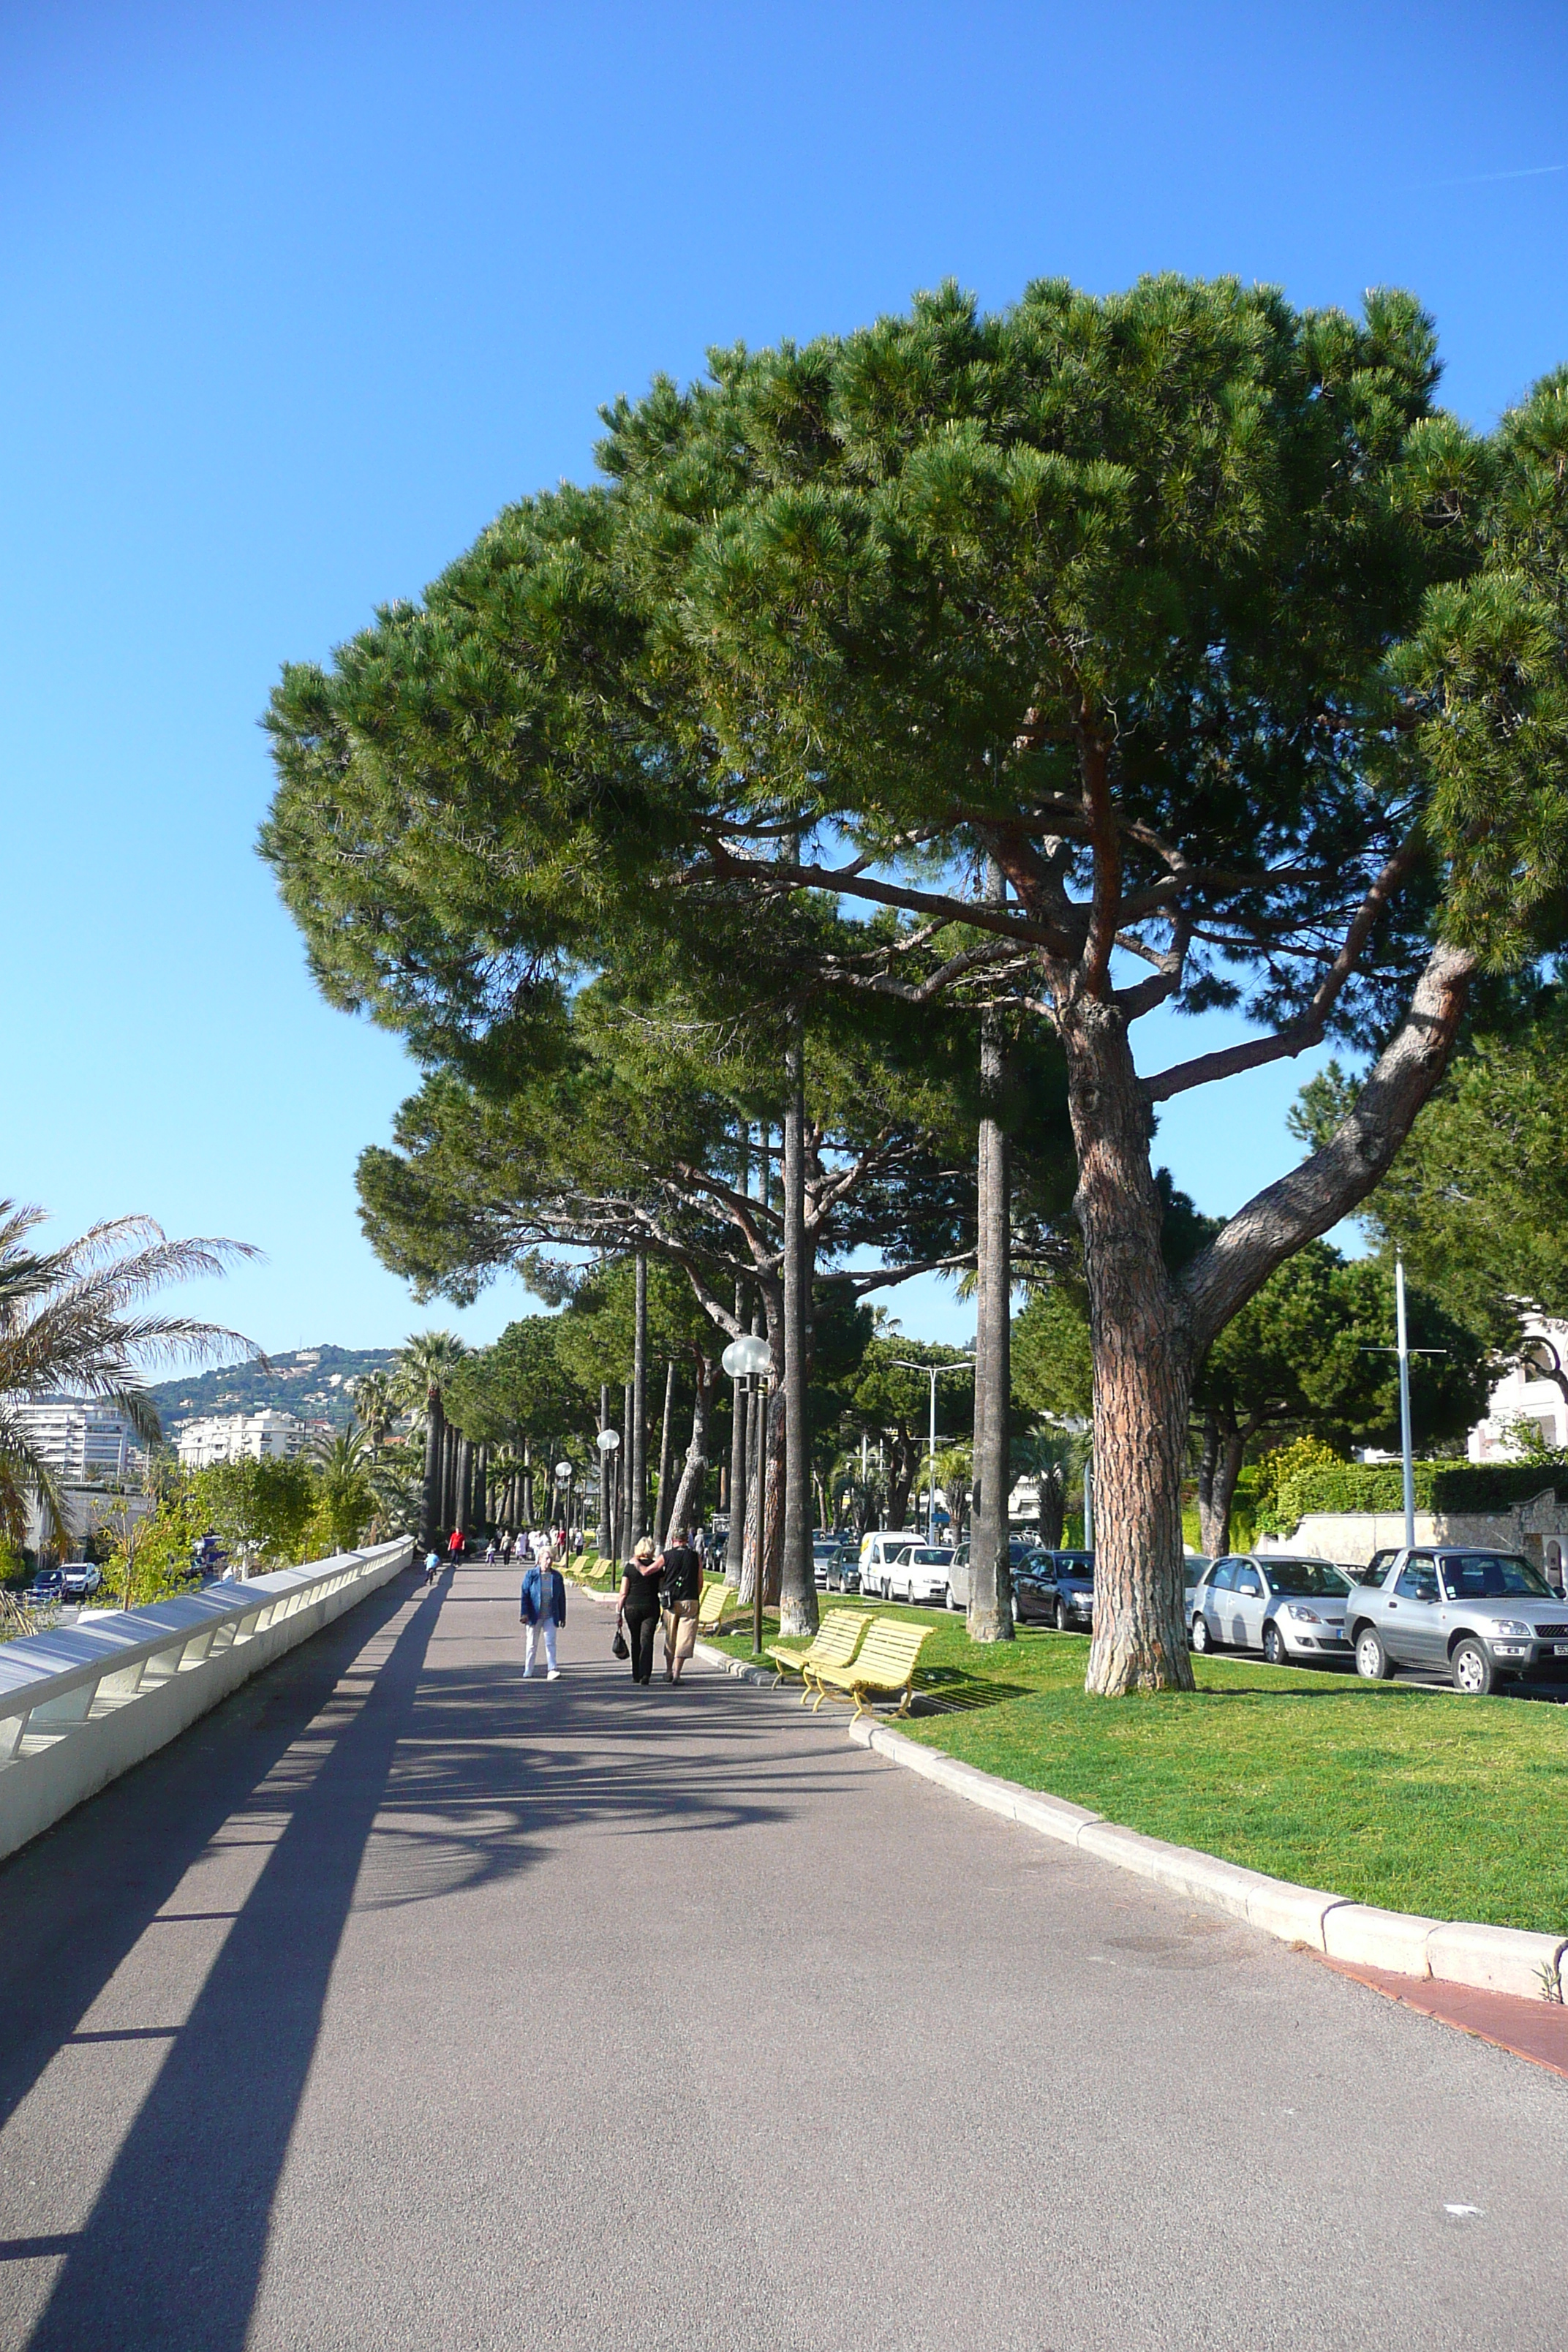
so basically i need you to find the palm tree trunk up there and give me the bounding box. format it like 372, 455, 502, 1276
780, 1018, 817, 1637
970, 864, 1015, 1642
598, 1384, 612, 1557
421, 1391, 445, 1553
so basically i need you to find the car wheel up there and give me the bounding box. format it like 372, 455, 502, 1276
1190, 1613, 1211, 1654
1262, 1622, 1287, 1667
1055, 1597, 1070, 1632
1354, 1627, 1392, 1682
1451, 1637, 1496, 1697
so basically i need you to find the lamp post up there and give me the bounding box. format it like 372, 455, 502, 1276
891, 1357, 976, 1541
595, 1426, 620, 1559
721, 1333, 774, 1654
554, 1460, 574, 1549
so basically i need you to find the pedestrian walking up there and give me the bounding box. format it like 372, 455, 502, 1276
519, 1550, 567, 1679
484, 1533, 498, 1565
448, 1525, 464, 1565
657, 1526, 703, 1684
617, 1537, 663, 1686
500, 1530, 514, 1566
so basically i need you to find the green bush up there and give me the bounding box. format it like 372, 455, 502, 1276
1269, 1458, 1567, 1531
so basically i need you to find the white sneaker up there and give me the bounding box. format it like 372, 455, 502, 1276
546, 1669, 561, 1681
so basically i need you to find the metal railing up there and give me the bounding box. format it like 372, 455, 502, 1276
0, 1538, 412, 1861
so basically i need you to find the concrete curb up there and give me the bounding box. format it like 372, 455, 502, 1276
752, 1684, 1567, 2005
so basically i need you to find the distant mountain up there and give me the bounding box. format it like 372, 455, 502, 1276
145, 1346, 402, 1435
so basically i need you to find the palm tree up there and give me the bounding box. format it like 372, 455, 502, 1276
395, 1330, 468, 1550
306, 1423, 375, 1555
349, 1369, 396, 1456
0, 1200, 260, 1556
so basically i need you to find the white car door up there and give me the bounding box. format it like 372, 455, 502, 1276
1231, 1561, 1267, 1651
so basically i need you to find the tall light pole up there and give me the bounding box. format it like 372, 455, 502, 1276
1360, 1251, 1443, 1555
596, 1426, 620, 1560
892, 1357, 976, 1540
722, 1333, 774, 1654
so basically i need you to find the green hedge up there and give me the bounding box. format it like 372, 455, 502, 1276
1275, 1460, 1567, 1527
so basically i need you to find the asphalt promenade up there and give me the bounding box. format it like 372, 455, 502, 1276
1, 1558, 1564, 2351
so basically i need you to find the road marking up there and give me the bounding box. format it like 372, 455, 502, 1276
1444, 2204, 1482, 2217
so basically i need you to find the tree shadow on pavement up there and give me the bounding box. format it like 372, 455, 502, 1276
12, 1587, 805, 2351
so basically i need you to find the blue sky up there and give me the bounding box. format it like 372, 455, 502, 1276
2, 0, 1564, 1357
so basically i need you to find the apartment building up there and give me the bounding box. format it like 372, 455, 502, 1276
8, 1394, 144, 1482
173, 1410, 306, 1469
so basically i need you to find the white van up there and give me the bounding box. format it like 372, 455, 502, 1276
857, 1530, 922, 1600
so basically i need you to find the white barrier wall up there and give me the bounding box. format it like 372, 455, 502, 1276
0, 1538, 413, 1865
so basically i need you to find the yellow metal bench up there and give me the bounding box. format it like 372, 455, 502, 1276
766, 1608, 869, 1698
809, 1616, 935, 1719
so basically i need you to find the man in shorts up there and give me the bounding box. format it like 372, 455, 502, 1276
657, 1526, 703, 1685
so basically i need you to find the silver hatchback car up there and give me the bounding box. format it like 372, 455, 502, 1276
1189, 1553, 1352, 1665
1343, 1546, 1568, 1695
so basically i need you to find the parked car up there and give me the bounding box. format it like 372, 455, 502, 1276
824, 1537, 862, 1593
61, 1560, 102, 1599
1189, 1553, 1352, 1662
1343, 1546, 1568, 1694
1011, 1550, 1060, 1623
947, 1532, 1042, 1611
812, 1536, 840, 1590
858, 1531, 923, 1599
884, 1545, 954, 1607
1042, 1550, 1096, 1631
26, 1567, 64, 1609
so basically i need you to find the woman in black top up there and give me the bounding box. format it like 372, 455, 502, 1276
617, 1537, 663, 1685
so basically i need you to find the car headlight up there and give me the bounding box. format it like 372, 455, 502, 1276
1492, 1619, 1532, 1639
1284, 1605, 1321, 1624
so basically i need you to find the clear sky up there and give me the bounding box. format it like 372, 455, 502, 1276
2, 0, 1564, 1358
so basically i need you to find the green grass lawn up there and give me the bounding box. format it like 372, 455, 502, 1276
706, 1602, 1568, 1935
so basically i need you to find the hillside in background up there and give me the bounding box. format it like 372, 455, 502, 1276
146, 1345, 401, 1434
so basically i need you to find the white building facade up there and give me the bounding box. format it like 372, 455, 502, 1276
1468, 1320, 1568, 1461
7, 1394, 144, 1482
174, 1410, 306, 1469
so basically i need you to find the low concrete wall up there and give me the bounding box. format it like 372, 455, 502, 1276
0, 1539, 412, 1865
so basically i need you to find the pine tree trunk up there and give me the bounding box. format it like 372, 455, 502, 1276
969, 970, 1014, 1642
1196, 1415, 1246, 1558
654, 1359, 676, 1546
780, 1020, 818, 1638
632, 1252, 649, 1543
666, 1361, 712, 1539
421, 1392, 445, 1553
1061, 998, 1196, 1696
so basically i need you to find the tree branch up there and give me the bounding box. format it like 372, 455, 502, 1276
1182, 939, 1477, 1355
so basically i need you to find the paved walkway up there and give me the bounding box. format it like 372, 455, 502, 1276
1, 1559, 1564, 2351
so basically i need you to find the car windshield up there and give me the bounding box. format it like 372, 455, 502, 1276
1440, 1553, 1552, 1600
1263, 1559, 1351, 1598
909, 1548, 951, 1564
1055, 1555, 1093, 1580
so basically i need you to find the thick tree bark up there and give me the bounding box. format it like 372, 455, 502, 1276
654, 1358, 676, 1545
1062, 997, 1196, 1696
780, 1017, 818, 1637
1037, 1469, 1065, 1550
969, 949, 1015, 1643
420, 1390, 445, 1553
632, 1251, 648, 1542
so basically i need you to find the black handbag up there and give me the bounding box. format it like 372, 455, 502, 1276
612, 1626, 630, 1660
